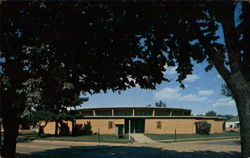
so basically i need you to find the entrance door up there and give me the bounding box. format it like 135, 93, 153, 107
125, 119, 145, 133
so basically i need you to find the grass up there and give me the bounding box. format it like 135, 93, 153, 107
17, 133, 134, 143
17, 132, 240, 144
145, 132, 240, 143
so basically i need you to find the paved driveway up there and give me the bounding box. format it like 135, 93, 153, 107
17, 139, 241, 158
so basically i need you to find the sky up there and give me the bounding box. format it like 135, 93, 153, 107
81, 63, 238, 116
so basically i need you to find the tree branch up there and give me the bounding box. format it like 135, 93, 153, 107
219, 3, 241, 74
207, 51, 231, 83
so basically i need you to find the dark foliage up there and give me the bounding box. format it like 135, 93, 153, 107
0, 1, 250, 157
195, 121, 211, 135
59, 122, 70, 136
82, 121, 93, 135
72, 121, 92, 136
205, 111, 217, 116
72, 124, 84, 136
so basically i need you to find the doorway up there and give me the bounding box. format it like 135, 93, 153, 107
125, 118, 145, 133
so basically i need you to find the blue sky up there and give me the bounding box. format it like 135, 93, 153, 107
81, 62, 238, 116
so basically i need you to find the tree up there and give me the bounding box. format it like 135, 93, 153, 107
1, 1, 250, 158
205, 111, 217, 116
155, 100, 167, 108
145, 104, 152, 107
22, 110, 54, 136
0, 2, 167, 157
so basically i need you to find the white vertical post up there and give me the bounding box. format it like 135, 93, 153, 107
129, 119, 131, 141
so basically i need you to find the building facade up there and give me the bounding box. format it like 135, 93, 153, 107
44, 107, 225, 135
225, 116, 240, 131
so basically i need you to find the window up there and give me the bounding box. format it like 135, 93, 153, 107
156, 121, 162, 129
115, 110, 133, 116
172, 111, 183, 116
96, 110, 112, 116
155, 111, 170, 116
183, 111, 191, 116
135, 110, 152, 116
108, 121, 113, 129
82, 111, 93, 116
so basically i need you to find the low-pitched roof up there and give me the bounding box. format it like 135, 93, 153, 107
75, 106, 191, 111
226, 116, 239, 122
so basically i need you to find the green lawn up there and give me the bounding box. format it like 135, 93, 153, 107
145, 132, 240, 143
17, 133, 134, 143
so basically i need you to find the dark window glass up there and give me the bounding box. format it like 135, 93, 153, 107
155, 111, 170, 116
135, 110, 152, 116
96, 110, 112, 116
172, 111, 183, 116
183, 111, 191, 116
108, 121, 113, 129
156, 121, 162, 129
115, 110, 133, 116
82, 111, 93, 116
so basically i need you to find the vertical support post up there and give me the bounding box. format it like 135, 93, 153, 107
97, 128, 100, 143
175, 129, 177, 142
129, 119, 131, 141
112, 109, 114, 116
152, 109, 155, 116
170, 111, 173, 116
93, 110, 96, 116
132, 109, 135, 116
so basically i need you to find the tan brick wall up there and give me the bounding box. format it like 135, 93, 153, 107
44, 122, 55, 134
43, 120, 73, 135
43, 118, 224, 135
145, 119, 196, 134
75, 119, 124, 134
206, 120, 223, 133
145, 119, 224, 134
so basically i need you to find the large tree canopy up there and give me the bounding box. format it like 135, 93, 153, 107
0, 1, 249, 158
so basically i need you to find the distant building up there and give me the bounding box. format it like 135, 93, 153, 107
43, 107, 225, 135
225, 116, 240, 131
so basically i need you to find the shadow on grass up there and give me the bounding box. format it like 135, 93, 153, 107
17, 145, 240, 158
18, 134, 133, 143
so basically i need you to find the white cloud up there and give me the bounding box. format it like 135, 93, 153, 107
180, 94, 207, 101
164, 66, 177, 75
154, 87, 181, 100
184, 74, 200, 82
198, 90, 215, 96
212, 98, 236, 107
154, 87, 207, 102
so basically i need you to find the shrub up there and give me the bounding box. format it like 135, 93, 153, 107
195, 121, 211, 135
82, 121, 93, 135
59, 122, 70, 136
72, 124, 84, 136
72, 121, 93, 136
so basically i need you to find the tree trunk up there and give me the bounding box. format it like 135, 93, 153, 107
229, 73, 250, 158
234, 93, 250, 158
38, 126, 43, 136
1, 114, 19, 158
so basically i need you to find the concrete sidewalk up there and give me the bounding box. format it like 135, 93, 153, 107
130, 134, 156, 143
